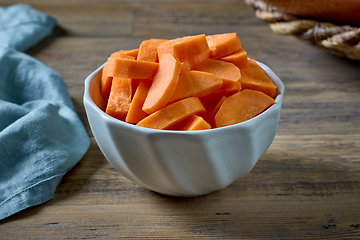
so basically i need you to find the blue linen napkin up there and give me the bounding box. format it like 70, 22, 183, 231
0, 3, 56, 51
0, 4, 90, 220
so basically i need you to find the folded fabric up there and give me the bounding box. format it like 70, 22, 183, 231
0, 4, 90, 220
0, 3, 57, 52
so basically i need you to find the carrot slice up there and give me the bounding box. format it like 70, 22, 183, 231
199, 86, 239, 104
101, 54, 135, 100
105, 77, 132, 121
182, 50, 210, 71
131, 79, 142, 96
157, 34, 209, 62
206, 95, 227, 128
206, 33, 242, 59
125, 80, 152, 124
110, 49, 139, 59
101, 77, 113, 100
137, 97, 205, 130
104, 58, 159, 80
192, 59, 241, 90
169, 70, 223, 103
215, 89, 275, 128
176, 115, 211, 131
239, 59, 277, 99
137, 39, 168, 62
220, 47, 248, 70
142, 53, 181, 114
101, 33, 278, 130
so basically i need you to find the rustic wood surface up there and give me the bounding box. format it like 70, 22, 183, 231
1, 0, 360, 239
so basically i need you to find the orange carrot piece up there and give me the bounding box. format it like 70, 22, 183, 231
176, 115, 211, 131
206, 33, 242, 59
137, 39, 168, 62
239, 59, 277, 99
181, 61, 191, 72
101, 76, 112, 100
137, 97, 205, 130
104, 58, 159, 80
182, 50, 210, 71
221, 78, 241, 93
215, 89, 275, 128
192, 59, 241, 90
101, 33, 278, 131
206, 95, 227, 128
169, 70, 223, 103
131, 79, 142, 97
220, 47, 248, 70
105, 77, 132, 121
101, 54, 135, 100
157, 34, 209, 62
199, 87, 239, 104
125, 80, 151, 124
110, 49, 139, 59
142, 53, 181, 114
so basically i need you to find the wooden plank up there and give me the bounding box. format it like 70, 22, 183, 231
2, 197, 360, 239
0, 1, 133, 36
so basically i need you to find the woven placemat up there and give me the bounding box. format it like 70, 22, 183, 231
246, 0, 360, 60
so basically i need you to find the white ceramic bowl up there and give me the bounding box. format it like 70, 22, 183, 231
83, 61, 284, 197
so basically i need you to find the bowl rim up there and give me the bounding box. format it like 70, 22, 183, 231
83, 60, 285, 135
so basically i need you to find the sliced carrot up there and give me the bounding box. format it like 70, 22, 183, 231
221, 78, 241, 93
101, 33, 278, 130
220, 47, 248, 70
109, 52, 135, 60
105, 77, 132, 121
110, 49, 139, 59
100, 75, 112, 100
239, 59, 277, 99
206, 33, 242, 59
131, 79, 142, 97
199, 84, 240, 104
176, 115, 211, 131
101, 54, 135, 100
125, 80, 152, 123
181, 61, 191, 72
157, 34, 209, 62
182, 50, 210, 71
169, 70, 223, 103
199, 90, 225, 104
137, 39, 168, 62
187, 70, 224, 96
142, 53, 181, 114
192, 59, 241, 90
137, 97, 205, 130
104, 58, 159, 80
206, 95, 227, 128
215, 89, 275, 128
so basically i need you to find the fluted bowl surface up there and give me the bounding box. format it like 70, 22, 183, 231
83, 61, 284, 197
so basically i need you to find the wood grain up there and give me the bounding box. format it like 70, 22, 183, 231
1, 0, 360, 239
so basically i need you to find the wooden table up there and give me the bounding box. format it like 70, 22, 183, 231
1, 0, 360, 239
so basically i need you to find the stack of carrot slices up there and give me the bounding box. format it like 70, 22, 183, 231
100, 33, 277, 130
